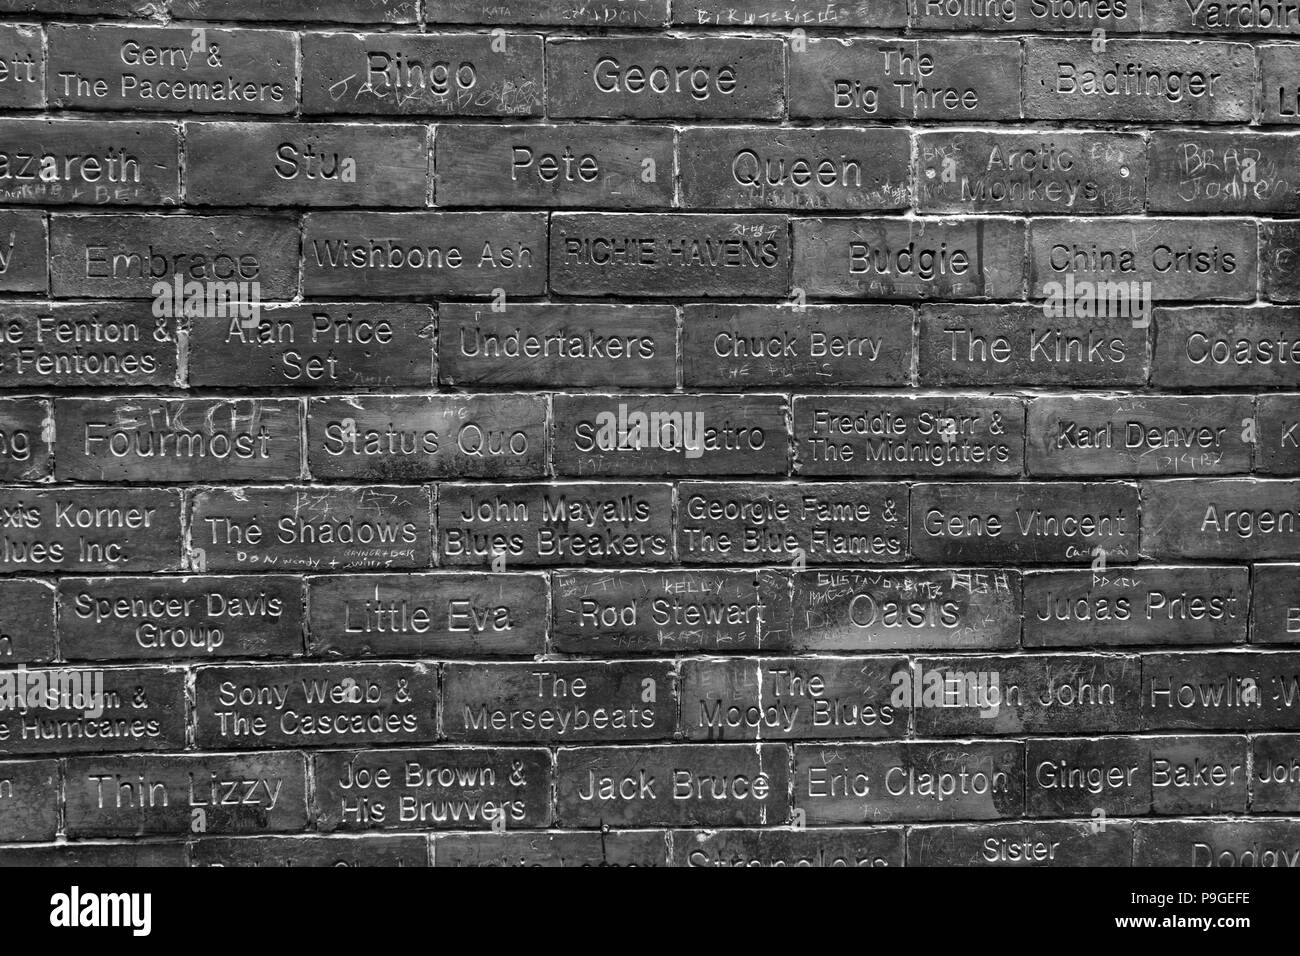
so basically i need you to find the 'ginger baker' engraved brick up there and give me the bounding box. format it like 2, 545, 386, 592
1143, 652, 1300, 730
1153, 307, 1300, 388
0, 579, 54, 663
192, 835, 428, 868
435, 830, 665, 867
0, 396, 48, 480
0, 210, 46, 292
0, 759, 56, 840
908, 821, 1133, 867
1261, 220, 1300, 302
0, 302, 178, 388
1251, 564, 1300, 644
1260, 45, 1300, 124
1147, 131, 1300, 213
0, 25, 41, 109
0, 119, 179, 206
672, 827, 903, 867
1134, 819, 1300, 866
1142, 479, 1300, 560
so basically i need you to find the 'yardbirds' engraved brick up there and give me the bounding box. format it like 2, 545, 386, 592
0, 487, 182, 572
1146, 0, 1300, 34
0, 119, 179, 206
1141, 479, 1300, 560
1147, 131, 1300, 213
0, 302, 178, 388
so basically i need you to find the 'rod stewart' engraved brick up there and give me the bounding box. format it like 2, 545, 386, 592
677, 0, 906, 27
0, 302, 178, 388
0, 25, 42, 109
1251, 564, 1300, 644
193, 835, 429, 867
1251, 734, 1300, 812
1261, 220, 1300, 302
435, 831, 665, 867
912, 0, 1140, 31
0, 579, 54, 663
1142, 479, 1300, 560
435, 0, 668, 26
0, 210, 46, 292
1134, 819, 1300, 866
908, 821, 1133, 867
1143, 651, 1300, 730
0, 396, 49, 480
0, 119, 178, 206
672, 827, 903, 867
0, 487, 182, 572
1153, 307, 1300, 388
0, 759, 56, 841
1148, 131, 1300, 213
170, 0, 418, 23
1260, 45, 1300, 124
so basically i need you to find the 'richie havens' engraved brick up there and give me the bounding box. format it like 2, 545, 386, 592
1141, 479, 1300, 560
0, 119, 179, 206
1251, 564, 1300, 644
1147, 131, 1300, 214
0, 302, 179, 388
0, 25, 42, 109
0, 579, 55, 663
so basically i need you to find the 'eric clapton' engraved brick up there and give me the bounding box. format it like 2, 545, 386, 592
677, 0, 905, 27
672, 827, 903, 867
1134, 819, 1300, 866
0, 25, 42, 109
907, 821, 1133, 867
1141, 479, 1300, 560
912, 0, 1140, 31
0, 396, 49, 480
1251, 734, 1300, 812
193, 835, 428, 867
1147, 131, 1300, 213
1153, 307, 1300, 388
434, 831, 666, 867
1143, 651, 1300, 730
0, 487, 182, 572
0, 210, 45, 292
306, 572, 546, 658
0, 120, 179, 206
169, 0, 418, 23
1260, 45, 1300, 124
0, 579, 54, 662
0, 759, 56, 840
0, 302, 178, 388
1256, 394, 1300, 474
1251, 564, 1300, 644
435, 0, 667, 26
1261, 221, 1300, 302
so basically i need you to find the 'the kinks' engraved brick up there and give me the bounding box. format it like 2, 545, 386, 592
1141, 479, 1300, 560
0, 120, 179, 206
0, 487, 182, 572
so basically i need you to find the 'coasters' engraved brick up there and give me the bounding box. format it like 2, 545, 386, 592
1262, 220, 1300, 302
0, 210, 45, 292
677, 0, 905, 27
673, 827, 902, 867
0, 759, 56, 840
912, 0, 1139, 31
1134, 820, 1300, 866
170, 0, 418, 23
1148, 131, 1300, 213
0, 487, 181, 572
1143, 651, 1300, 730
435, 831, 665, 867
0, 579, 54, 663
0, 25, 41, 109
0, 396, 49, 480
1261, 45, 1300, 124
1252, 564, 1300, 644
0, 119, 178, 206
193, 835, 428, 867
0, 302, 178, 388
1257, 394, 1300, 474
1142, 479, 1300, 560
908, 821, 1133, 866
435, 0, 667, 26
1153, 307, 1300, 388
1252, 734, 1300, 812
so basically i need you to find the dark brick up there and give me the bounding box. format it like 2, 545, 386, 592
170, 0, 418, 22
0, 119, 179, 206
1142, 651, 1300, 730
1152, 307, 1300, 388
908, 821, 1133, 866
673, 827, 903, 867
0, 25, 42, 109
0, 396, 49, 480
0, 210, 46, 292
192, 835, 428, 867
1260, 45, 1300, 125
435, 831, 666, 866
1134, 820, 1300, 866
434, 0, 667, 26
1252, 564, 1300, 644
1261, 220, 1300, 302
1147, 131, 1300, 213
0, 302, 178, 388
1141, 479, 1300, 560
0, 579, 54, 663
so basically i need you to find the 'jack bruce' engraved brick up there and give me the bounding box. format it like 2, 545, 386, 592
0, 579, 54, 663
1251, 734, 1300, 812
911, 0, 1140, 31
0, 210, 46, 292
1143, 651, 1300, 731
1260, 45, 1300, 124
169, 0, 418, 23
0, 302, 178, 388
436, 0, 667, 26
435, 831, 666, 867
1152, 307, 1300, 388
908, 821, 1133, 867
193, 835, 428, 867
0, 396, 49, 480
0, 25, 41, 109
1256, 394, 1300, 474
0, 759, 56, 840
0, 119, 179, 206
1147, 131, 1300, 213
1251, 564, 1300, 644
1141, 479, 1300, 560
306, 572, 546, 658
672, 827, 903, 867
676, 0, 905, 27
0, 487, 182, 572
793, 217, 1026, 300
1261, 220, 1300, 302
1134, 819, 1300, 866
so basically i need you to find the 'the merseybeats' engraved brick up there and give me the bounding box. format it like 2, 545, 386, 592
0, 120, 179, 206
1141, 479, 1300, 559
0, 487, 182, 572
1153, 307, 1300, 387
0, 303, 179, 388
0, 579, 55, 663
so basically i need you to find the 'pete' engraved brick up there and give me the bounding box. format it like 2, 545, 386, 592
1251, 734, 1300, 812
0, 759, 56, 841
193, 835, 428, 868
1251, 564, 1300, 644
1143, 651, 1300, 731
677, 0, 905, 27
908, 821, 1133, 867
1260, 45, 1300, 124
0, 25, 41, 109
672, 827, 902, 867
1134, 819, 1300, 866
1141, 479, 1300, 560
435, 0, 667, 26
0, 579, 54, 663
0, 302, 178, 388
435, 831, 664, 867
0, 119, 179, 206
1153, 307, 1300, 388
0, 396, 49, 481
0, 210, 46, 292
1261, 220, 1300, 302
1147, 131, 1300, 214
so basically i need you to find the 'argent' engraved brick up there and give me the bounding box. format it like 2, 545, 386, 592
1141, 479, 1300, 560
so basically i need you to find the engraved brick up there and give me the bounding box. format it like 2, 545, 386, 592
1152, 307, 1300, 388
1146, 1, 1300, 33
1261, 220, 1300, 302
0, 25, 42, 109
434, 0, 667, 26
1025, 736, 1152, 818
1148, 131, 1300, 213
0, 396, 49, 480
672, 827, 903, 867
0, 119, 178, 206
170, 0, 418, 22
1134, 819, 1300, 866
193, 835, 428, 867
1148, 735, 1249, 815
677, 0, 904, 27
0, 0, 148, 11
1260, 45, 1300, 124
1257, 394, 1300, 474
1141, 479, 1300, 560
436, 831, 665, 867
1251, 734, 1300, 812
1143, 651, 1300, 730
0, 759, 56, 840
0, 302, 178, 388
0, 843, 186, 866
0, 210, 46, 292
1251, 563, 1300, 644
912, 0, 1139, 30
0, 579, 54, 663
908, 821, 1133, 867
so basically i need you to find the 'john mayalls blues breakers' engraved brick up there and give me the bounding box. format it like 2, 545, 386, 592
1141, 479, 1300, 560
0, 303, 179, 388
1147, 131, 1300, 214
0, 119, 179, 206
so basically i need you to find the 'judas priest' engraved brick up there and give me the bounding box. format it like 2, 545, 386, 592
1256, 395, 1300, 474
672, 827, 903, 867
0, 396, 49, 480
0, 25, 41, 109
436, 831, 665, 867
1143, 652, 1300, 731
908, 821, 1133, 867
0, 579, 54, 663
1251, 564, 1300, 644
1260, 45, 1300, 124
436, 0, 667, 26
193, 835, 428, 867
1251, 735, 1300, 812
911, 0, 1140, 30
0, 487, 182, 572
0, 759, 56, 840
1147, 132, 1300, 213
550, 213, 788, 297
57, 575, 303, 661
306, 572, 546, 657
0, 120, 179, 206
1134, 819, 1300, 866
677, 0, 905, 26
1261, 221, 1300, 302
0, 210, 45, 292
792, 217, 1026, 300
0, 302, 178, 388
1153, 307, 1300, 388
1141, 479, 1300, 560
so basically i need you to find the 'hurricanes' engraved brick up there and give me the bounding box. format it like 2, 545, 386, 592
439, 303, 675, 388
1146, 0, 1300, 33
679, 481, 907, 565
0, 396, 49, 480
0, 210, 46, 292
186, 123, 428, 208
1153, 307, 1300, 388
683, 304, 913, 388
677, 0, 905, 27
302, 212, 545, 297
908, 821, 1133, 867
1023, 566, 1249, 647
0, 119, 178, 206
1147, 131, 1300, 213
557, 744, 788, 827
1251, 734, 1300, 811
0, 25, 40, 109
0, 487, 182, 572
1257, 395, 1300, 474
1024, 38, 1255, 123
0, 759, 56, 840
170, 0, 418, 22
65, 752, 308, 837
550, 213, 788, 298
435, 124, 673, 209
1133, 819, 1300, 866
1261, 45, 1300, 124
57, 575, 303, 661
672, 827, 902, 867
1252, 564, 1300, 644
307, 572, 546, 658
1261, 220, 1300, 302
438, 482, 673, 567
434, 0, 668, 26
792, 217, 1026, 301
0, 579, 54, 663
1143, 651, 1300, 730
301, 33, 543, 117
680, 127, 909, 211
911, 0, 1140, 30
0, 302, 178, 388
436, 831, 665, 867
1142, 479, 1300, 560
0, 843, 185, 867
193, 835, 428, 867
190, 485, 431, 573
546, 38, 783, 120
911, 481, 1139, 564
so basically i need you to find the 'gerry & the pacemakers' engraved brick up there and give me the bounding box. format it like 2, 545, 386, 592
190, 485, 431, 572
193, 835, 428, 868
1147, 131, 1300, 214
1153, 307, 1300, 387
1134, 819, 1300, 866
557, 744, 788, 827
1023, 566, 1249, 647
911, 0, 1139, 31
301, 33, 543, 117
1261, 220, 1300, 302
315, 747, 551, 830
1252, 564, 1300, 644
64, 752, 308, 837
0, 487, 181, 572
679, 481, 906, 565
0, 210, 46, 292
907, 821, 1133, 867
47, 24, 293, 114
307, 572, 545, 658
1260, 45, 1300, 124
0, 25, 42, 110
550, 213, 788, 297
1251, 734, 1300, 812
440, 303, 675, 389
0, 303, 178, 388
0, 396, 49, 481
438, 482, 672, 567
792, 217, 1026, 300
435, 831, 665, 867
306, 394, 546, 481
302, 212, 545, 297
1143, 651, 1300, 730
0, 579, 54, 663
1141, 479, 1300, 560
0, 758, 57, 841
0, 119, 179, 206
672, 827, 902, 867
677, 0, 905, 27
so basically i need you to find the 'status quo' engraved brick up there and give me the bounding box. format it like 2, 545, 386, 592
0, 579, 54, 663
1147, 131, 1300, 213
0, 302, 178, 388
1141, 479, 1300, 560
0, 120, 179, 206
672, 827, 903, 867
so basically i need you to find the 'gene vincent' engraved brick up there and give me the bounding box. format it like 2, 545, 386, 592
302, 212, 545, 297
0, 25, 41, 109
793, 217, 1026, 300
47, 24, 293, 114
439, 303, 675, 389
1142, 479, 1300, 560
550, 213, 788, 298
679, 481, 907, 565
1251, 734, 1300, 811
911, 481, 1139, 564
437, 0, 667, 26
57, 575, 303, 661
438, 482, 672, 567
908, 821, 1133, 867
0, 302, 177, 388
0, 579, 54, 663
546, 37, 783, 120
1134, 819, 1300, 866
0, 759, 56, 841
0, 396, 49, 481
0, 487, 181, 572
1153, 307, 1300, 387
672, 827, 903, 868
1147, 131, 1300, 213
191, 485, 431, 572
192, 835, 429, 868
0, 119, 178, 206
307, 394, 546, 481
1024, 38, 1255, 122
1143, 652, 1300, 730
911, 0, 1140, 31
435, 124, 673, 209
306, 572, 546, 658
65, 752, 308, 837
1024, 566, 1249, 647
435, 831, 665, 867
186, 122, 428, 208
552, 392, 788, 477
677, 0, 906, 27
1262, 220, 1300, 302
0, 210, 46, 292
916, 131, 1146, 215
1260, 45, 1300, 124
1147, 0, 1300, 33
194, 662, 436, 749
301, 32, 543, 117
1252, 564, 1300, 643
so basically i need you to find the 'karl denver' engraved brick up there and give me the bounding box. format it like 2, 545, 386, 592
908, 821, 1133, 867
437, 0, 667, 26
169, 0, 419, 23
435, 831, 666, 867
1251, 734, 1300, 811
1134, 819, 1300, 866
911, 0, 1140, 31
0, 579, 54, 663
0, 302, 178, 388
0, 25, 41, 109
191, 835, 428, 868
1251, 564, 1300, 644
305, 572, 547, 658
1262, 221, 1300, 302
1152, 307, 1300, 388
47, 24, 293, 114
301, 33, 543, 117
435, 124, 673, 209
0, 210, 46, 292
672, 827, 903, 867
0, 759, 57, 840
1260, 45, 1300, 124
185, 122, 428, 208
1147, 131, 1300, 214
0, 396, 49, 481
1254, 395, 1300, 474
676, 0, 906, 27
1141, 479, 1300, 560
1143, 652, 1300, 731
793, 217, 1026, 300
0, 119, 179, 206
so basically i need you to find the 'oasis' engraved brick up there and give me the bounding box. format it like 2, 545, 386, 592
1257, 395, 1300, 474
435, 0, 667, 26
1251, 734, 1300, 812
1261, 220, 1300, 302
1147, 131, 1300, 213
912, 0, 1139, 31
193, 835, 428, 867
1141, 479, 1300, 560
1260, 45, 1300, 124
0, 210, 45, 292
170, 0, 418, 22
0, 487, 182, 572
0, 25, 41, 109
0, 302, 178, 388
678, 0, 905, 27
0, 759, 56, 840
1134, 820, 1300, 866
673, 827, 902, 867
1143, 651, 1300, 730
435, 831, 665, 867
1153, 307, 1300, 388
909, 821, 1132, 867
0, 396, 49, 480
1252, 564, 1300, 644
0, 579, 54, 663
0, 119, 178, 206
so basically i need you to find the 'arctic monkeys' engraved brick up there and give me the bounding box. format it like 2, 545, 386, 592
1141, 479, 1300, 560
0, 579, 54, 663
1142, 652, 1300, 731
1251, 564, 1300, 644
0, 487, 182, 572
0, 120, 179, 206
1147, 131, 1300, 213
907, 821, 1133, 867
1153, 308, 1300, 388
0, 302, 179, 388
672, 827, 903, 868
0, 25, 42, 109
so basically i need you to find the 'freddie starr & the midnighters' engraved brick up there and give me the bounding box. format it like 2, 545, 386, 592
191, 835, 429, 868
1147, 131, 1300, 213
0, 759, 57, 840
907, 821, 1133, 867
0, 396, 49, 481
1251, 564, 1300, 644
1141, 479, 1300, 560
0, 579, 54, 663
0, 210, 46, 293
0, 25, 42, 109
1261, 221, 1300, 302
0, 487, 182, 572
1143, 652, 1300, 731
1260, 45, 1300, 124
1153, 307, 1300, 388
434, 831, 666, 867
671, 827, 903, 867
0, 303, 178, 388
0, 120, 179, 206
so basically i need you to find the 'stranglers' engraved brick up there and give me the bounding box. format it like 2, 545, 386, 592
0, 396, 49, 480
0, 302, 178, 388
672, 827, 902, 867
0, 759, 56, 840
1147, 131, 1300, 213
193, 835, 429, 867
1260, 45, 1300, 124
0, 579, 54, 663
169, 0, 419, 22
435, 831, 665, 867
912, 0, 1140, 31
0, 25, 41, 109
1261, 220, 1300, 302
0, 119, 178, 206
1134, 820, 1300, 866
1143, 652, 1300, 730
1251, 734, 1300, 811
908, 821, 1133, 866
1141, 479, 1300, 560
1153, 307, 1300, 388
434, 0, 668, 26
0, 487, 182, 572
677, 0, 906, 27
1254, 394, 1300, 474
1251, 564, 1300, 644
0, 210, 46, 292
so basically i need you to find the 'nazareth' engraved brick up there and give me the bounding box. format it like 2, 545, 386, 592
916, 131, 1145, 215
0, 119, 178, 206
683, 304, 913, 388
795, 741, 1024, 823
1255, 395, 1300, 474
912, 481, 1139, 564
546, 38, 782, 120
0, 396, 49, 480
302, 212, 545, 297
792, 217, 1026, 300
306, 394, 546, 481
1143, 651, 1300, 730
1251, 734, 1300, 812
190, 485, 431, 573
0, 759, 55, 840
436, 831, 665, 867
1141, 479, 1300, 560
912, 0, 1140, 30
794, 393, 1024, 478
1146, 0, 1300, 33
1023, 39, 1255, 122
681, 656, 905, 741
672, 827, 902, 867
57, 575, 302, 661
1023, 566, 1249, 648
193, 835, 428, 867
435, 0, 667, 26
0, 487, 182, 572
557, 744, 788, 827
170, 0, 418, 23
550, 213, 788, 298
1252, 564, 1300, 644
908, 821, 1133, 867
307, 572, 545, 658
552, 392, 788, 477
194, 662, 436, 749
1260, 45, 1300, 124
918, 303, 1148, 387
0, 302, 178, 388
439, 303, 675, 389
0, 210, 46, 292
0, 25, 41, 109
677, 0, 905, 27
0, 579, 54, 663
680, 127, 909, 211
47, 24, 293, 114
1134, 819, 1300, 866
438, 482, 673, 567
301, 33, 543, 117
65, 752, 308, 837
0, 844, 185, 867
186, 123, 428, 208
435, 124, 673, 209
1261, 220, 1300, 302
1147, 131, 1300, 213
1153, 307, 1300, 388
679, 481, 907, 565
